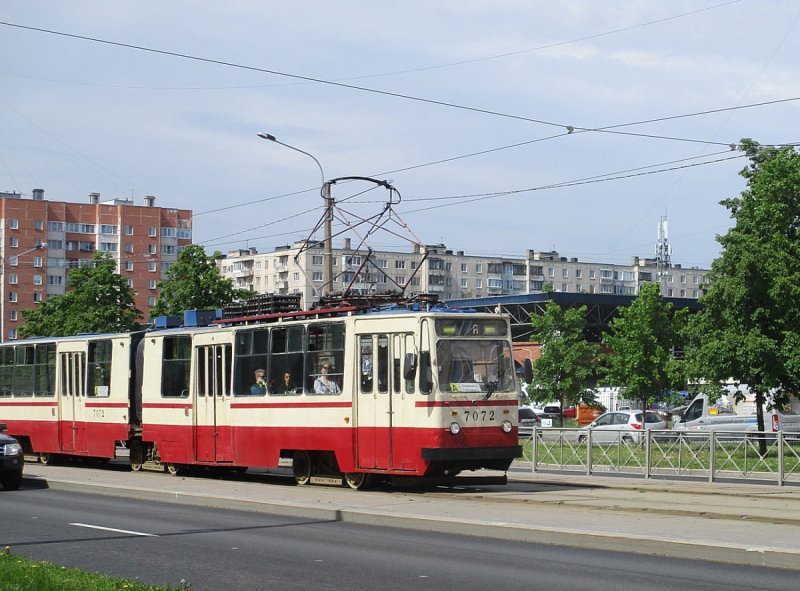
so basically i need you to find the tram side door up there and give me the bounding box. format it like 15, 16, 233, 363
194, 344, 233, 463
58, 351, 86, 454
356, 334, 405, 471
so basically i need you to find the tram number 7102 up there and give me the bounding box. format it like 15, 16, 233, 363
463, 410, 495, 422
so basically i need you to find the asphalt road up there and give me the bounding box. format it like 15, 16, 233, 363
1, 487, 797, 591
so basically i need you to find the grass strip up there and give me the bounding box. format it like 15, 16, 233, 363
0, 547, 183, 591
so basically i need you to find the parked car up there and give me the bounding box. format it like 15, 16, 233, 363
0, 423, 24, 491
576, 410, 667, 444
563, 406, 577, 419
518, 407, 542, 439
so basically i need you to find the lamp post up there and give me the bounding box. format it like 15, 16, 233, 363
257, 132, 334, 297
0, 242, 47, 342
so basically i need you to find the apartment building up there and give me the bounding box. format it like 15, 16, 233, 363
219, 242, 708, 308
0, 189, 192, 340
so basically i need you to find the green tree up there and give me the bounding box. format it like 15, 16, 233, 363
20, 252, 140, 337
684, 140, 800, 443
528, 302, 597, 426
151, 244, 250, 317
602, 283, 685, 414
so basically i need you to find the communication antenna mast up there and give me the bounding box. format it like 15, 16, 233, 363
655, 215, 672, 296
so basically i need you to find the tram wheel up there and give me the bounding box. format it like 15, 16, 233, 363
166, 463, 183, 476
38, 452, 53, 465
129, 440, 143, 472
343, 472, 371, 490
292, 451, 312, 486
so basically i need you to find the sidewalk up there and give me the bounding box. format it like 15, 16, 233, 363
21, 464, 800, 571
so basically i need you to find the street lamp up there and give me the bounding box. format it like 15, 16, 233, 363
257, 132, 334, 297
1, 242, 47, 342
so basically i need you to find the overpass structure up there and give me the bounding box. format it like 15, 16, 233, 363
445, 292, 701, 343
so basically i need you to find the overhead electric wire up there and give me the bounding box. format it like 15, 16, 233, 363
0, 20, 770, 149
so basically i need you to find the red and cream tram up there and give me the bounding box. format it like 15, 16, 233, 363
0, 306, 522, 488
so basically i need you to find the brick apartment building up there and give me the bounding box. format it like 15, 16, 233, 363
0, 189, 192, 341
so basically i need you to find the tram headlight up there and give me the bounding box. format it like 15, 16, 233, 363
501, 421, 513, 433
449, 422, 461, 435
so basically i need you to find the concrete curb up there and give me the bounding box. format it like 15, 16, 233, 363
35, 477, 800, 571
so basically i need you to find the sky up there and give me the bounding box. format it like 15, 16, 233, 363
1, 1, 799, 270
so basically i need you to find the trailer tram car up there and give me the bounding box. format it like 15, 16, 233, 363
0, 306, 522, 488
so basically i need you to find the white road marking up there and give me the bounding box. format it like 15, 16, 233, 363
69, 523, 158, 537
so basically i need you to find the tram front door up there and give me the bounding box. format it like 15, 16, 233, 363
58, 350, 87, 454
355, 333, 415, 471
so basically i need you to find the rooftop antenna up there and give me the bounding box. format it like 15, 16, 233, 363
655, 215, 672, 296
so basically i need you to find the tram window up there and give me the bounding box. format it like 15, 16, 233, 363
359, 336, 373, 393
404, 335, 416, 394
12, 345, 35, 396
392, 335, 401, 393
162, 336, 191, 398
377, 335, 389, 394
234, 329, 269, 396
34, 344, 56, 396
0, 347, 14, 396
87, 340, 112, 397
270, 327, 303, 396
307, 323, 345, 395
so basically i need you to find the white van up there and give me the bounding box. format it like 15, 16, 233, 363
673, 389, 800, 433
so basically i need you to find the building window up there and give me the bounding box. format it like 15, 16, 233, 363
149, 279, 157, 289
100, 225, 117, 235
177, 229, 191, 239
125, 243, 134, 254
8, 310, 17, 321
126, 225, 134, 235
127, 278, 134, 287
8, 274, 17, 284
48, 221, 63, 232
148, 296, 157, 307
680, 275, 686, 284
589, 270, 596, 279
8, 292, 17, 302
48, 239, 63, 250
100, 242, 117, 252
47, 275, 63, 286
312, 272, 323, 282
396, 276, 406, 285
8, 256, 17, 267
161, 227, 177, 238
33, 275, 42, 286
293, 272, 300, 281
148, 244, 157, 254
148, 261, 157, 272
475, 264, 482, 273
125, 261, 134, 271
161, 244, 176, 255
33, 256, 42, 268
148, 227, 157, 237
7, 329, 16, 340
475, 279, 482, 288
8, 219, 18, 230
377, 259, 388, 269
561, 283, 568, 292
9, 237, 18, 248
312, 255, 323, 265
395, 260, 406, 269
562, 268, 569, 278
461, 278, 468, 288
345, 255, 361, 266
33, 292, 42, 302
79, 241, 95, 252
34, 220, 44, 231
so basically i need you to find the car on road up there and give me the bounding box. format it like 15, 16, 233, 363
0, 423, 24, 490
576, 410, 667, 444
518, 407, 542, 439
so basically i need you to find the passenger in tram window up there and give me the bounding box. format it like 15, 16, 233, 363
274, 371, 297, 394
314, 363, 341, 394
250, 369, 268, 395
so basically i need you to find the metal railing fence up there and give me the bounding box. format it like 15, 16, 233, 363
518, 428, 800, 486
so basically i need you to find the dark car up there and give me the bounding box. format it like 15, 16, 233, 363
0, 423, 24, 491
518, 407, 542, 438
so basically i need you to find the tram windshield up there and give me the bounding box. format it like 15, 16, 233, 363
435, 338, 515, 394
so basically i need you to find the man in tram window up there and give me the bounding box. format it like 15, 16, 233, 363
275, 370, 297, 394
250, 369, 268, 395
314, 362, 341, 394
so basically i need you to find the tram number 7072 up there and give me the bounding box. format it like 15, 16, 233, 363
463, 410, 495, 422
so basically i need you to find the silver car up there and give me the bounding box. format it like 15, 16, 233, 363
576, 410, 667, 444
